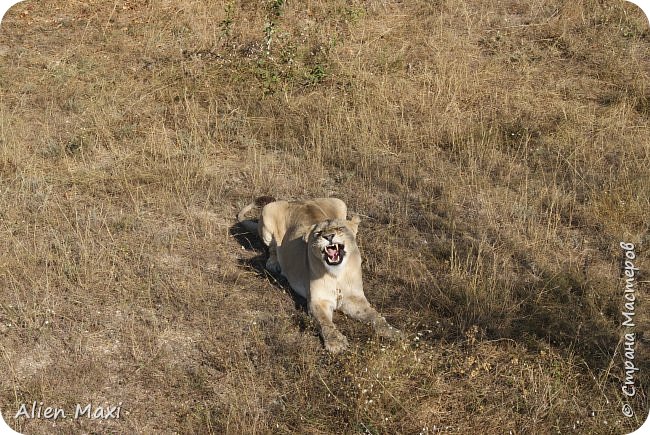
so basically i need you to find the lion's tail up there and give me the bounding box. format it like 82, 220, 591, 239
237, 196, 276, 234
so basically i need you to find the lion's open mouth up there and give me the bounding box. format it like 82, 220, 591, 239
324, 244, 345, 265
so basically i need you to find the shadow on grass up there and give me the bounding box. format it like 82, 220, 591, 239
424, 259, 620, 370
391, 199, 624, 370
507, 267, 621, 369
229, 222, 308, 315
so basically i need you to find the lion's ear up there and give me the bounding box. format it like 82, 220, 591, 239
302, 224, 317, 242
347, 215, 361, 235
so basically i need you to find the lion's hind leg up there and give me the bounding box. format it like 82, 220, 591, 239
258, 214, 281, 274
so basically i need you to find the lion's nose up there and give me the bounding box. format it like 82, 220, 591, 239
323, 233, 334, 243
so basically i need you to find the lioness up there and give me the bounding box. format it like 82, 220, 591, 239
238, 197, 402, 353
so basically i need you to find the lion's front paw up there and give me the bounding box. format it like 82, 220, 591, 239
324, 332, 349, 354
375, 322, 404, 341
265, 258, 281, 274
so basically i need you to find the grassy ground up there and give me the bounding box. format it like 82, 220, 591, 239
0, 0, 649, 433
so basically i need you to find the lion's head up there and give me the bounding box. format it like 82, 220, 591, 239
304, 216, 361, 270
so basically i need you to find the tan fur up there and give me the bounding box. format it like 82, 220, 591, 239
238, 197, 402, 353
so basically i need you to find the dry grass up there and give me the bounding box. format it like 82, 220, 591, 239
0, 0, 649, 433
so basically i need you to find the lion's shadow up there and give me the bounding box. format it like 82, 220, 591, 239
230, 222, 309, 314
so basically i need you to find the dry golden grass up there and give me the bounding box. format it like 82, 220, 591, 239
0, 0, 649, 433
